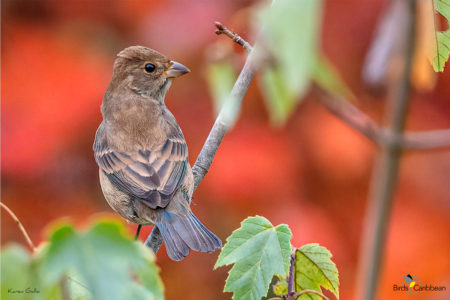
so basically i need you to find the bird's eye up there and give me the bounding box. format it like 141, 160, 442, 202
144, 63, 156, 73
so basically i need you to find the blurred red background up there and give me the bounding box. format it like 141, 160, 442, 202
2, 0, 449, 299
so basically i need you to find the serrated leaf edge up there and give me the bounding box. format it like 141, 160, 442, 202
296, 244, 339, 299
215, 216, 273, 268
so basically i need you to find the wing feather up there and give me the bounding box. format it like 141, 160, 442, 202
93, 124, 188, 209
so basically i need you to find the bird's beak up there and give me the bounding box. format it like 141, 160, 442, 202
165, 61, 190, 78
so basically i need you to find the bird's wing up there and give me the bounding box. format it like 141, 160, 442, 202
94, 126, 188, 209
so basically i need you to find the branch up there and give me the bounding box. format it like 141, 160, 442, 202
1, 202, 36, 252
356, 1, 417, 299
214, 22, 253, 53
398, 129, 450, 149
317, 94, 450, 150
145, 21, 259, 253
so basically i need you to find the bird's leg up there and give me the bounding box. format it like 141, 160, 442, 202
134, 225, 142, 240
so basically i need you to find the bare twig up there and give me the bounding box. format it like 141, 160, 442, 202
292, 289, 330, 300
1, 202, 36, 252
317, 94, 450, 150
215, 22, 253, 53
146, 21, 259, 253
355, 1, 417, 299
398, 129, 450, 149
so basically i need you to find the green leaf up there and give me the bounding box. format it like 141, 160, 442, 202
131, 243, 164, 300
40, 221, 164, 300
295, 244, 339, 299
431, 0, 450, 72
215, 216, 292, 300
312, 55, 356, 102
260, 68, 297, 126
256, 0, 323, 125
0, 244, 60, 300
206, 61, 237, 114
1, 244, 34, 300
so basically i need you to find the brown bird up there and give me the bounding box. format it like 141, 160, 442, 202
93, 46, 222, 261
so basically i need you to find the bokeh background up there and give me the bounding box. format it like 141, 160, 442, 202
2, 0, 450, 299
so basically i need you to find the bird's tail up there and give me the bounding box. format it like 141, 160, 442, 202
156, 210, 222, 261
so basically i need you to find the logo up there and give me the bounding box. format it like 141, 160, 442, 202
393, 274, 446, 295
403, 274, 421, 294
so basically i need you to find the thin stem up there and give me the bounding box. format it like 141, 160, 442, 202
356, 1, 417, 299
0, 202, 36, 252
287, 248, 297, 296
398, 129, 450, 149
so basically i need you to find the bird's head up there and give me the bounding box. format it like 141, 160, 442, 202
110, 46, 190, 100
